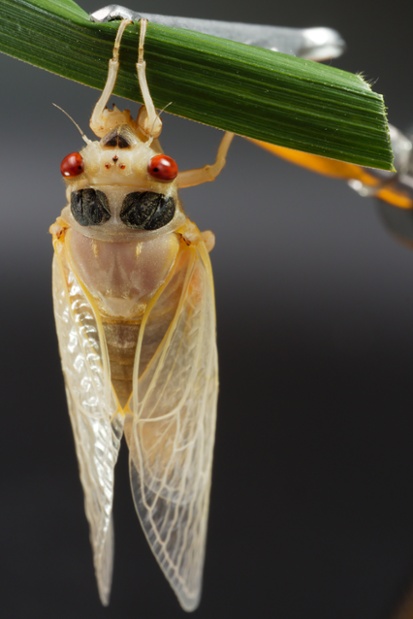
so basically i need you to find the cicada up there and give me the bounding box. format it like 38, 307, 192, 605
50, 19, 233, 611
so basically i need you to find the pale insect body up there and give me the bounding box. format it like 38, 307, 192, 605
51, 19, 233, 611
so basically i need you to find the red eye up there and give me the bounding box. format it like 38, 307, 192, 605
148, 154, 178, 181
60, 152, 84, 177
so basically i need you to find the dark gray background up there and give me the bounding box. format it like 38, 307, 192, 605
2, 1, 413, 618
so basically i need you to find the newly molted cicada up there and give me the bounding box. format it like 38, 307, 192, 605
50, 19, 233, 611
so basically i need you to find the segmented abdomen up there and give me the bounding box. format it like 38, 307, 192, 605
102, 320, 140, 410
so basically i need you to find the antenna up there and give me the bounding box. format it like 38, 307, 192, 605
53, 103, 92, 144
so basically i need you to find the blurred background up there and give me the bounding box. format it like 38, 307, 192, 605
2, 1, 413, 618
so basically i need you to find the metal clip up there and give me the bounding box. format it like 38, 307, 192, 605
90, 5, 345, 60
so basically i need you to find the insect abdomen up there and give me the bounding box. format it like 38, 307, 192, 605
102, 320, 140, 409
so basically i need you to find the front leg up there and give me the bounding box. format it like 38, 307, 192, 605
177, 131, 234, 188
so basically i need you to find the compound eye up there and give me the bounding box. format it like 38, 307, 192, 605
61, 152, 84, 178
147, 154, 178, 181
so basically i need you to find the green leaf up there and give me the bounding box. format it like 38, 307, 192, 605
0, 0, 394, 170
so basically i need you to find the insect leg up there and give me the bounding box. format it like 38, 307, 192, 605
176, 131, 235, 188
136, 18, 163, 139
90, 18, 132, 135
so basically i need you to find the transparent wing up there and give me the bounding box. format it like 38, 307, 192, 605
52, 240, 123, 605
125, 237, 218, 611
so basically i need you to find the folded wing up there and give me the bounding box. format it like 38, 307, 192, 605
52, 245, 123, 605
125, 238, 218, 611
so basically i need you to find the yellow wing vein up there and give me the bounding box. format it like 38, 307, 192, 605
126, 238, 217, 611
52, 240, 123, 606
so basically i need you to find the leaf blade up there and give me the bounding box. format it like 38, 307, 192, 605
0, 0, 393, 170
